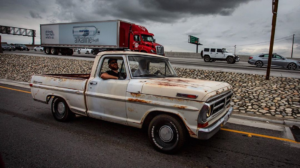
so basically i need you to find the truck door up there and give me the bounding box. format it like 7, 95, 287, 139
216, 48, 224, 58
85, 55, 129, 125
133, 35, 140, 51
210, 48, 216, 58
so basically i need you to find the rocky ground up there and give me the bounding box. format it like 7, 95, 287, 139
1, 54, 300, 119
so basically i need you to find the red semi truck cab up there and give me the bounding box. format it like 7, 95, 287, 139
120, 22, 164, 55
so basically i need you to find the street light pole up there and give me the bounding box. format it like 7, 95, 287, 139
266, 0, 279, 80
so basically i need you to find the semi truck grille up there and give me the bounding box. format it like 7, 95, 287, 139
206, 90, 233, 117
156, 46, 164, 55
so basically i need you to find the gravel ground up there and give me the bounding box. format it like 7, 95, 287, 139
1, 54, 299, 119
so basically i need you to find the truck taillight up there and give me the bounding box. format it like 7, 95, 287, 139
249, 56, 253, 60
29, 84, 33, 87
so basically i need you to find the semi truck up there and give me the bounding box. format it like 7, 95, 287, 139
40, 20, 164, 56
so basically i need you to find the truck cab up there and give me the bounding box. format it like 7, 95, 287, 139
130, 24, 164, 55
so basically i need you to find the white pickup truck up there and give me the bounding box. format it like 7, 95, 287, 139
30, 51, 233, 153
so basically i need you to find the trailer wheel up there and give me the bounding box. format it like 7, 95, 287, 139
51, 97, 74, 122
51, 48, 58, 55
148, 114, 187, 153
45, 48, 51, 54
67, 49, 73, 56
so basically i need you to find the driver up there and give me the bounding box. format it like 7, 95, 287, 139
101, 58, 120, 79
133, 59, 149, 76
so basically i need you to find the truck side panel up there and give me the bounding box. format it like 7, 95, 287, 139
31, 75, 88, 116
41, 20, 119, 48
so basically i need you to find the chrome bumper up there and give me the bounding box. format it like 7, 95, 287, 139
197, 107, 233, 139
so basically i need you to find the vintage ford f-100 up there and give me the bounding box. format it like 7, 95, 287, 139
30, 51, 233, 153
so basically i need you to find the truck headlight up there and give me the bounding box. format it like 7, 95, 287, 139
151, 49, 155, 53
198, 104, 211, 124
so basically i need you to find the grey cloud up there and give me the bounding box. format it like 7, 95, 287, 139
29, 11, 42, 19
53, 0, 254, 23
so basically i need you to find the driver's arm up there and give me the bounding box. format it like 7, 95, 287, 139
100, 73, 118, 80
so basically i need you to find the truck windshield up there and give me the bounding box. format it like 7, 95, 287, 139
128, 55, 177, 78
141, 35, 154, 42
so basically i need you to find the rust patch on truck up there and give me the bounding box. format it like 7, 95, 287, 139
128, 98, 151, 104
173, 105, 187, 109
130, 93, 142, 97
127, 107, 135, 112
186, 126, 196, 136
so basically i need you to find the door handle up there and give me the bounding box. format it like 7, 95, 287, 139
89, 81, 98, 85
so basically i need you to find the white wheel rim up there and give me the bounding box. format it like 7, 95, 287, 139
159, 125, 174, 142
57, 102, 65, 114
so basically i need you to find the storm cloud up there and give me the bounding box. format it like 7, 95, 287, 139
53, 0, 254, 23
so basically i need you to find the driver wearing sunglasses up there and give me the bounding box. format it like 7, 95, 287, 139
100, 59, 120, 80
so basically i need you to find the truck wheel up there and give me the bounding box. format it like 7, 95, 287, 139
51, 48, 58, 55
67, 49, 73, 56
204, 56, 211, 62
255, 61, 263, 68
45, 48, 51, 54
226, 57, 234, 64
148, 114, 187, 153
51, 97, 74, 122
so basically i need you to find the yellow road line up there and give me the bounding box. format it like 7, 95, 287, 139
221, 128, 299, 144
0, 85, 299, 144
0, 85, 31, 94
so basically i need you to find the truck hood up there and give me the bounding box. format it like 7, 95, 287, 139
143, 42, 162, 48
130, 78, 232, 101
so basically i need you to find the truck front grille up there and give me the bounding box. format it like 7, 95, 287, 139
206, 90, 233, 118
156, 45, 164, 55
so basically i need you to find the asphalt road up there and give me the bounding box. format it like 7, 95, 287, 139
0, 84, 299, 168
3, 50, 300, 78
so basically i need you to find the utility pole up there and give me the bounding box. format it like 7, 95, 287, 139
234, 45, 236, 55
266, 0, 278, 80
0, 35, 2, 53
291, 34, 295, 58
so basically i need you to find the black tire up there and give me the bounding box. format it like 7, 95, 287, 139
255, 61, 263, 68
287, 63, 297, 70
204, 55, 211, 62
45, 47, 51, 54
226, 56, 234, 64
51, 97, 74, 122
148, 114, 187, 153
51, 48, 58, 55
67, 49, 73, 56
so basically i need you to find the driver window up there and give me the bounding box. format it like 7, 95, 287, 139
99, 57, 127, 80
211, 48, 216, 53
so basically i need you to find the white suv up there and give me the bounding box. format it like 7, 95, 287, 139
201, 48, 239, 64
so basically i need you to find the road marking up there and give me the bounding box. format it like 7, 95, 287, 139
0, 85, 299, 144
0, 85, 31, 94
221, 128, 299, 144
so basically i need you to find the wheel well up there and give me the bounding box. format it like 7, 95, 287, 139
142, 111, 188, 133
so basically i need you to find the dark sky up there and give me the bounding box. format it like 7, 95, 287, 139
1, 0, 299, 57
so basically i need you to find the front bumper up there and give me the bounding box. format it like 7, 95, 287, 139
248, 60, 255, 65
197, 107, 233, 139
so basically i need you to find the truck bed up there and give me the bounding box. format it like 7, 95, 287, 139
30, 74, 90, 116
